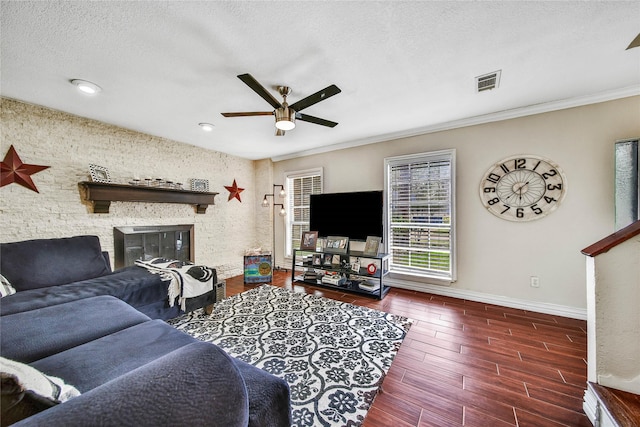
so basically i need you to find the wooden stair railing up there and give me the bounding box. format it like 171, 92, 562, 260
582, 219, 640, 427
581, 219, 640, 257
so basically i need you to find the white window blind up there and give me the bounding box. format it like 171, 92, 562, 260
385, 150, 456, 281
285, 168, 323, 257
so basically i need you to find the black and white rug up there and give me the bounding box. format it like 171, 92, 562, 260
168, 284, 412, 427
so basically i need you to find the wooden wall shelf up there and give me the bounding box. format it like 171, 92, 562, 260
79, 182, 218, 214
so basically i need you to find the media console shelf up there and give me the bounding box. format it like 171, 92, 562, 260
79, 182, 218, 214
291, 249, 390, 299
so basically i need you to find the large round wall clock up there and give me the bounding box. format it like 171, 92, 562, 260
479, 155, 567, 222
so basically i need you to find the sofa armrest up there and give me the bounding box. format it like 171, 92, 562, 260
13, 342, 249, 427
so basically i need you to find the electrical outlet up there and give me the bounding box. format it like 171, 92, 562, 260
530, 276, 540, 288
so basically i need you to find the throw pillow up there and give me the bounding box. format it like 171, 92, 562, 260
0, 274, 16, 297
0, 357, 80, 425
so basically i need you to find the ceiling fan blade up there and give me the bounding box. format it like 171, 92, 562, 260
289, 84, 341, 112
221, 111, 274, 117
296, 113, 338, 128
237, 73, 282, 109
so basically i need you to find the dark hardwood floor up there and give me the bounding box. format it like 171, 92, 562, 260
225, 270, 590, 427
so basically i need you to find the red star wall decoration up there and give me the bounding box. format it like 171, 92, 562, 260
1, 145, 50, 193
224, 179, 245, 202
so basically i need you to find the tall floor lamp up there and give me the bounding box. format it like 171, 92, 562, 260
262, 184, 286, 271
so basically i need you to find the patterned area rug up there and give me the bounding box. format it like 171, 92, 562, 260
168, 284, 412, 427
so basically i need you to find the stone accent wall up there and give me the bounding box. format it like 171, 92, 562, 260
0, 98, 262, 279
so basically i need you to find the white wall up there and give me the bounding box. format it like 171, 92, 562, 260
274, 96, 640, 315
0, 98, 259, 279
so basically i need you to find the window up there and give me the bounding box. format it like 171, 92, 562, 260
385, 149, 456, 281
285, 168, 323, 257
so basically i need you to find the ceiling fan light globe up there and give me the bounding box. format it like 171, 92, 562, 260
275, 120, 295, 131
275, 107, 296, 130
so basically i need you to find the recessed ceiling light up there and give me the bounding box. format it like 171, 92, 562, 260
199, 123, 215, 132
70, 79, 102, 95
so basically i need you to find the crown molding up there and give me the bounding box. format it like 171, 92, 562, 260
272, 85, 640, 162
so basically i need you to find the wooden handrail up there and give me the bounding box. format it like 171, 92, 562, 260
581, 220, 640, 257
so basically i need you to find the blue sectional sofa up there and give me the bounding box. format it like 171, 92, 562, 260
0, 236, 292, 426
0, 235, 182, 320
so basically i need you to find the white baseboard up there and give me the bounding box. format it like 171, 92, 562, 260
386, 278, 587, 320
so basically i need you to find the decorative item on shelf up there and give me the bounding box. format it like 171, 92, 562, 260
324, 236, 349, 254
312, 253, 322, 265
224, 179, 244, 201
89, 164, 111, 183
363, 236, 382, 256
300, 231, 318, 251
367, 263, 377, 275
1, 145, 50, 193
351, 261, 361, 273
323, 254, 333, 265
331, 254, 341, 265
191, 178, 209, 192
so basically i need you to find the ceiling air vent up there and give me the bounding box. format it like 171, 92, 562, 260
476, 70, 501, 92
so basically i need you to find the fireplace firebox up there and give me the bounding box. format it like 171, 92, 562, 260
114, 225, 194, 269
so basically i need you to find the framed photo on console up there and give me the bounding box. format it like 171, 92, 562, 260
363, 236, 381, 256
324, 236, 349, 254
312, 253, 323, 266
300, 231, 318, 251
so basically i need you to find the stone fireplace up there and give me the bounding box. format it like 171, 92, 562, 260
113, 225, 194, 269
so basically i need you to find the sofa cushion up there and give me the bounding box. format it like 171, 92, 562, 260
0, 236, 111, 291
0, 266, 167, 317
31, 320, 197, 392
1, 296, 151, 363
1, 274, 16, 297
11, 342, 250, 427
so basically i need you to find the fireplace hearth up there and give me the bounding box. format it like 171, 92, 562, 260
114, 225, 194, 269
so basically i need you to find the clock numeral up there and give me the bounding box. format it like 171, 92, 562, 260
544, 196, 557, 204
531, 204, 543, 215
547, 183, 562, 191
514, 158, 526, 169
500, 205, 511, 214
500, 164, 509, 173
516, 208, 524, 218
542, 169, 557, 179
483, 187, 496, 193
487, 197, 500, 205
486, 173, 501, 184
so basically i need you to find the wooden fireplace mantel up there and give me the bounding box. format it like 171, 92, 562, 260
79, 182, 218, 214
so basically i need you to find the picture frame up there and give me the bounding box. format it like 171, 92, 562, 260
190, 178, 209, 192
332, 254, 341, 265
300, 231, 318, 251
324, 236, 349, 254
312, 253, 323, 266
89, 164, 111, 183
363, 236, 382, 256
323, 253, 333, 265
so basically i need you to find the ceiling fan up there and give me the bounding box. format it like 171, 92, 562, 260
221, 73, 341, 136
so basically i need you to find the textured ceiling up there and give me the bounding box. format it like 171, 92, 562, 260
1, 1, 639, 161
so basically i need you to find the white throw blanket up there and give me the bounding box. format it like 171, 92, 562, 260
135, 258, 215, 311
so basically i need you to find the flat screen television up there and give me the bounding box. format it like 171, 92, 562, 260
309, 191, 383, 241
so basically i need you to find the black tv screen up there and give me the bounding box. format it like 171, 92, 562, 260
309, 191, 383, 241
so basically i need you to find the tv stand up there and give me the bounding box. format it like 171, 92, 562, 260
291, 249, 390, 299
